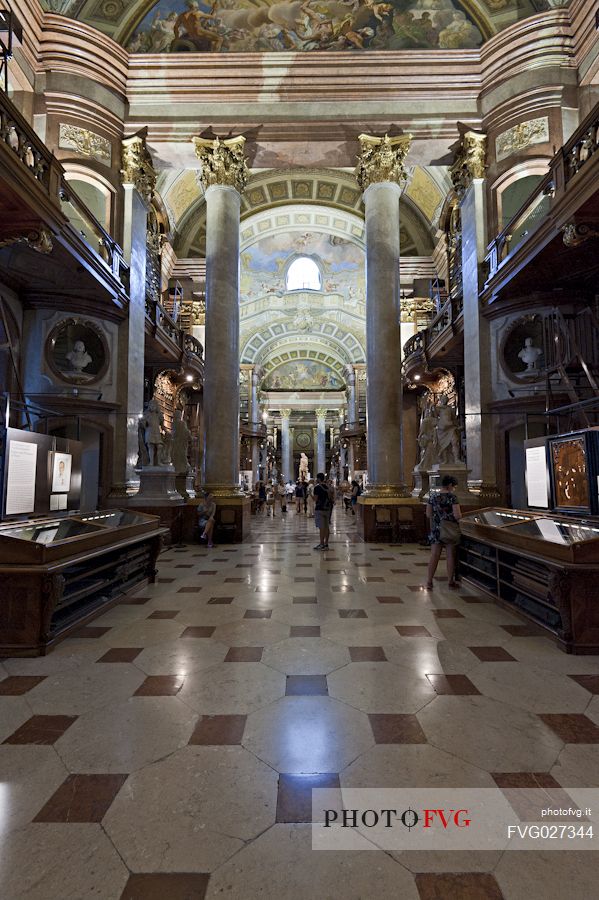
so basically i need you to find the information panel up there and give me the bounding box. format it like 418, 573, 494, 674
5, 440, 38, 515
525, 444, 549, 509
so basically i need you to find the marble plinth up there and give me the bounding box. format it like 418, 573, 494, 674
411, 469, 430, 500
175, 473, 197, 500
135, 467, 184, 506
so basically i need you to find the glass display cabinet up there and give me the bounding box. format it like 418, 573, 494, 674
0, 510, 166, 656
458, 508, 599, 654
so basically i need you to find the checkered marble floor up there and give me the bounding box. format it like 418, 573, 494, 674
2, 507, 599, 899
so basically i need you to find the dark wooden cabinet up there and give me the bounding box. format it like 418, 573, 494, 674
0, 510, 166, 656
458, 508, 599, 654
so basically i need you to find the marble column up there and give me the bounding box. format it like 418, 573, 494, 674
110, 131, 156, 498
280, 409, 292, 482
450, 131, 499, 502
316, 408, 327, 476
356, 133, 411, 496
251, 368, 260, 485
345, 367, 357, 423
193, 135, 248, 495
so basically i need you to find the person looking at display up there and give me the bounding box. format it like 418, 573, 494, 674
425, 475, 462, 590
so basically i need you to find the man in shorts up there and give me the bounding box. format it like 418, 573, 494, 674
313, 472, 334, 550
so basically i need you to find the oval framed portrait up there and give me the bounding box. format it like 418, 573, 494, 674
296, 431, 312, 449
46, 318, 109, 385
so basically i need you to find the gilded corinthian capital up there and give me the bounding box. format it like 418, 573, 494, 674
192, 135, 249, 194
355, 133, 412, 191
450, 130, 487, 199
121, 130, 156, 203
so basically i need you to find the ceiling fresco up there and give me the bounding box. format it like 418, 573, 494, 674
240, 230, 365, 304
42, 0, 549, 51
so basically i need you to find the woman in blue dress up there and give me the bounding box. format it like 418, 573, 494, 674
425, 475, 462, 590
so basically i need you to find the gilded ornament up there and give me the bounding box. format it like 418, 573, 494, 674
192, 135, 249, 194
355, 133, 412, 191
0, 227, 53, 254
121, 132, 157, 203
59, 124, 112, 165
562, 223, 599, 247
450, 131, 487, 198
495, 117, 549, 162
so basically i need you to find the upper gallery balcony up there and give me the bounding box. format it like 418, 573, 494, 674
402, 289, 464, 381
0, 90, 128, 308
484, 102, 599, 303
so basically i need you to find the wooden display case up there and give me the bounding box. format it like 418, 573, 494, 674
0, 510, 166, 657
458, 508, 599, 654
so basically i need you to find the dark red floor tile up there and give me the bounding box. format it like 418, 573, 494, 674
157, 578, 175, 584
368, 714, 427, 744
73, 626, 111, 638
290, 626, 321, 637
207, 596, 234, 604
492, 772, 561, 789
502, 624, 541, 637
175, 564, 194, 569
377, 596, 404, 604
469, 646, 516, 662
363, 576, 385, 583
396, 625, 432, 637
539, 714, 599, 743
147, 610, 179, 620
181, 626, 216, 638
415, 873, 504, 900
198, 570, 217, 576
293, 596, 318, 604
224, 647, 263, 662
244, 609, 273, 618
255, 586, 277, 593
276, 773, 340, 823
3, 715, 77, 745
433, 609, 465, 619
97, 648, 143, 663
0, 675, 46, 695
33, 773, 127, 823
189, 715, 247, 745
391, 569, 410, 574
338, 609, 367, 619
426, 674, 481, 695
568, 675, 599, 693
294, 577, 315, 583
119, 873, 210, 900
286, 675, 328, 696
178, 586, 203, 594
225, 578, 246, 583
332, 585, 355, 593
134, 676, 185, 696
349, 647, 387, 662
460, 594, 491, 604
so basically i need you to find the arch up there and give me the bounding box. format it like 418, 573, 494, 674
490, 158, 551, 232
286, 257, 322, 292
62, 164, 115, 231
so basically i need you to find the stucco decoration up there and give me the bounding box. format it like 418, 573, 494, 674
59, 124, 112, 165
495, 117, 549, 162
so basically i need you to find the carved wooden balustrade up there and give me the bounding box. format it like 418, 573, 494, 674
145, 295, 205, 372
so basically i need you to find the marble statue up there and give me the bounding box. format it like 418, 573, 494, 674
66, 340, 92, 373
329, 463, 338, 482
299, 452, 309, 481
518, 337, 542, 373
415, 408, 438, 472
435, 395, 462, 465
171, 409, 191, 474
141, 397, 164, 466
158, 429, 172, 467
137, 419, 149, 468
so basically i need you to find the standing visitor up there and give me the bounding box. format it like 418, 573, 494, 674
277, 479, 287, 513
266, 482, 276, 516
306, 479, 315, 517
257, 480, 266, 513
295, 480, 305, 513
350, 479, 361, 515
425, 475, 462, 589
314, 472, 334, 550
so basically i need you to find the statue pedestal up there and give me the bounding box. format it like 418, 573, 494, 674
411, 468, 430, 500
134, 466, 184, 505
427, 463, 474, 504
175, 473, 196, 500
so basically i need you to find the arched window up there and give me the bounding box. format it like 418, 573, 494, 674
286, 257, 322, 291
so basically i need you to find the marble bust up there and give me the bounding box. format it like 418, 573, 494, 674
66, 340, 92, 373
518, 337, 542, 372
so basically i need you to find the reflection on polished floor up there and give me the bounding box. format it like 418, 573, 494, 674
1, 508, 599, 899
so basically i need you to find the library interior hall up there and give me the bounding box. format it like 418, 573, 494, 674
2, 1, 599, 898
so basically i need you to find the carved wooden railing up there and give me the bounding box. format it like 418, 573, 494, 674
340, 420, 366, 437
145, 296, 204, 366
59, 180, 128, 284
486, 102, 599, 281
240, 421, 267, 438
402, 293, 464, 369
